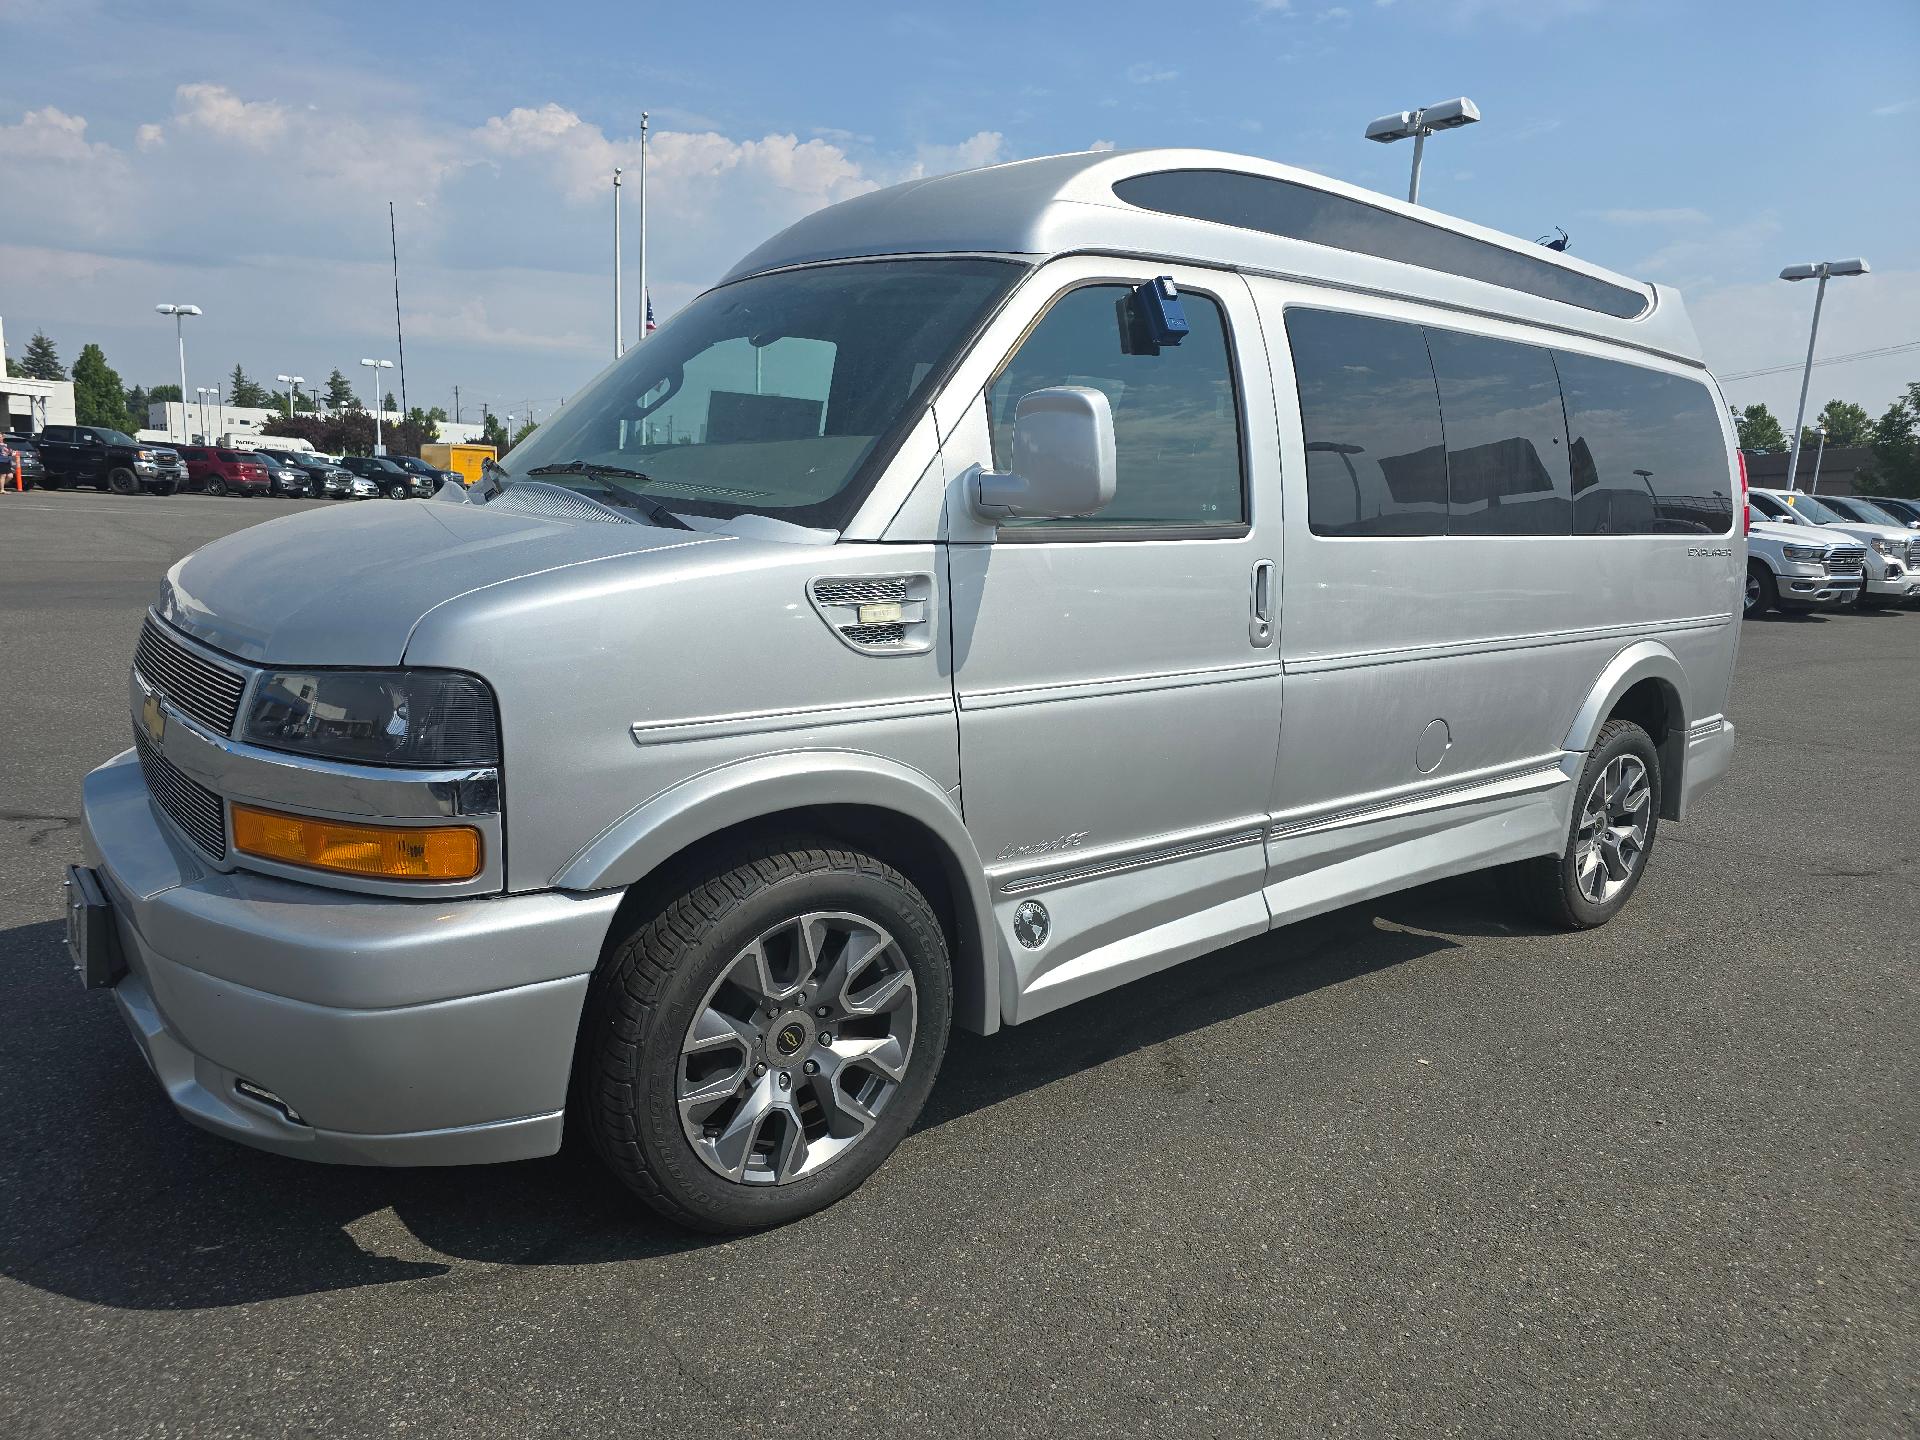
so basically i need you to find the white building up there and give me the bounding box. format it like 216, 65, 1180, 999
1, 375, 75, 432
146, 400, 487, 447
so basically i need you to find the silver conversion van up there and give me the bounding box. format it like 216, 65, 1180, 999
73, 149, 1742, 1230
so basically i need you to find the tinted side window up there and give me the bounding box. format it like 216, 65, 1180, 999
1286, 308, 1447, 537
42, 426, 75, 443
1115, 170, 1649, 320
1557, 354, 1733, 535
1424, 329, 1571, 536
988, 284, 1244, 529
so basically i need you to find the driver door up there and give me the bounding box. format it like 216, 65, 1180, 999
937, 259, 1283, 1023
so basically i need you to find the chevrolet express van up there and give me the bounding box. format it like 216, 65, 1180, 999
72, 149, 1742, 1230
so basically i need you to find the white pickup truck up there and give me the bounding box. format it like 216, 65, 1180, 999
1744, 517, 1865, 616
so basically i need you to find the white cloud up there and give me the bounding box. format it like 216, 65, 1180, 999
173, 83, 289, 149
0, 107, 134, 238
906, 131, 1005, 178
1126, 63, 1180, 83
1087, 139, 1117, 153
1253, 0, 1292, 9
1870, 97, 1918, 117
134, 122, 165, 151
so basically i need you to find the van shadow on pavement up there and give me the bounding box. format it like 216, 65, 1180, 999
0, 874, 1533, 1311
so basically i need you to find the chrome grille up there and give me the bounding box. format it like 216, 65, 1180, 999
811, 577, 909, 607
1907, 538, 1920, 566
135, 616, 246, 736
133, 729, 227, 859
840, 621, 908, 647
1825, 547, 1865, 576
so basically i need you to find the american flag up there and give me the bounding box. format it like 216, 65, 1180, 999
645, 292, 656, 334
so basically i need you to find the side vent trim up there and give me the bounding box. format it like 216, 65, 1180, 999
808, 573, 936, 655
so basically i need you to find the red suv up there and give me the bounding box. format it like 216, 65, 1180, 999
175, 447, 271, 497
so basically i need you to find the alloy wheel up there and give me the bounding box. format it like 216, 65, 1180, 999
678, 910, 917, 1187
1743, 572, 1760, 613
1574, 755, 1651, 905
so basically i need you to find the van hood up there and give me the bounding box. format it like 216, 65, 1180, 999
159, 499, 726, 666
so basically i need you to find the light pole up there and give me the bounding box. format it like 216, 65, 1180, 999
613, 166, 624, 357
1807, 421, 1831, 495
276, 373, 304, 418
360, 358, 394, 454
194, 387, 211, 442
1364, 97, 1480, 205
1780, 258, 1868, 492
637, 111, 649, 345
155, 303, 202, 443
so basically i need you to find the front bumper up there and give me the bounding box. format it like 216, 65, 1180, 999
1865, 559, 1920, 599
1777, 568, 1860, 608
81, 749, 622, 1165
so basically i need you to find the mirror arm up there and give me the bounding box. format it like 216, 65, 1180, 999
968, 463, 1032, 520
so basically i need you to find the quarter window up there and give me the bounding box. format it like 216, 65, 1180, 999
1557, 353, 1733, 535
1424, 328, 1571, 536
987, 284, 1244, 529
1286, 308, 1448, 536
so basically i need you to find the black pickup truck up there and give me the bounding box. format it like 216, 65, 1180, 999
30, 425, 183, 495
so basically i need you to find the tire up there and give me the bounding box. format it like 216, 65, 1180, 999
1743, 562, 1777, 617
1513, 718, 1661, 930
582, 843, 952, 1232
204, 477, 227, 497
107, 466, 139, 496
385, 482, 407, 499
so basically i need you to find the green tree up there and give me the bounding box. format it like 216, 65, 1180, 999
479, 411, 510, 451
384, 391, 399, 415
1735, 403, 1786, 452
72, 343, 133, 431
426, 405, 448, 424
124, 384, 150, 427
324, 369, 357, 408
1861, 383, 1920, 498
227, 365, 272, 408
18, 331, 66, 380
1806, 399, 1874, 450
511, 418, 539, 446
147, 383, 183, 403
404, 406, 440, 443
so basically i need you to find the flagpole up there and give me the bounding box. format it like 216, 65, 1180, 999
637, 111, 648, 344
613, 167, 624, 357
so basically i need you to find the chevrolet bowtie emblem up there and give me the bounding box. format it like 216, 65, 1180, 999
142, 691, 166, 744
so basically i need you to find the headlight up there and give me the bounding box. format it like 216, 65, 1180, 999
1870, 537, 1896, 556
242, 669, 499, 767
1781, 544, 1823, 561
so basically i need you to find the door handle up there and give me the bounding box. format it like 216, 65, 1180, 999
1249, 560, 1275, 647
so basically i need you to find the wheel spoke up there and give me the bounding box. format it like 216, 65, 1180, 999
683, 1004, 757, 1056
814, 925, 891, 1013
809, 1067, 880, 1139
845, 967, 914, 1017
768, 1113, 809, 1183
707, 1076, 777, 1180
832, 1033, 909, 1082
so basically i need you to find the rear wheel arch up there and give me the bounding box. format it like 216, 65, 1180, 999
1563, 642, 1688, 821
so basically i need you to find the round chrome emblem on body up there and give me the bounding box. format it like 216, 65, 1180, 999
1013, 900, 1050, 949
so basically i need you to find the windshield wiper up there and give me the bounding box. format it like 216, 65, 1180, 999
525, 461, 694, 530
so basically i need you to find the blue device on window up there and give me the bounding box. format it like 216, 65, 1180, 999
1134, 276, 1189, 347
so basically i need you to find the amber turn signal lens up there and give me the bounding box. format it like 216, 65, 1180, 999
231, 804, 482, 881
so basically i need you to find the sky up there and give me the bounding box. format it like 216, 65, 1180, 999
3, 0, 1917, 434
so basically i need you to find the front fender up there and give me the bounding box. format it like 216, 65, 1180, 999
553, 748, 1001, 1034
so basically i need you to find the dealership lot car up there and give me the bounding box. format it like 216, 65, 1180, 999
249, 451, 311, 498
338, 453, 420, 498
174, 446, 272, 497
1, 432, 49, 488
1744, 517, 1863, 615
30, 424, 180, 495
74, 149, 1740, 1232
1750, 486, 1920, 606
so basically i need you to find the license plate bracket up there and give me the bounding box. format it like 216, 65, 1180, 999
65, 865, 126, 990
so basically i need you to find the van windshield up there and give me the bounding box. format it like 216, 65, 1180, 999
497, 258, 1022, 530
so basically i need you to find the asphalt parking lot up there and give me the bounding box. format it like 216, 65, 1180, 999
0, 488, 1914, 1438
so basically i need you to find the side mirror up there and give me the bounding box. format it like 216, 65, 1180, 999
971, 386, 1117, 521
